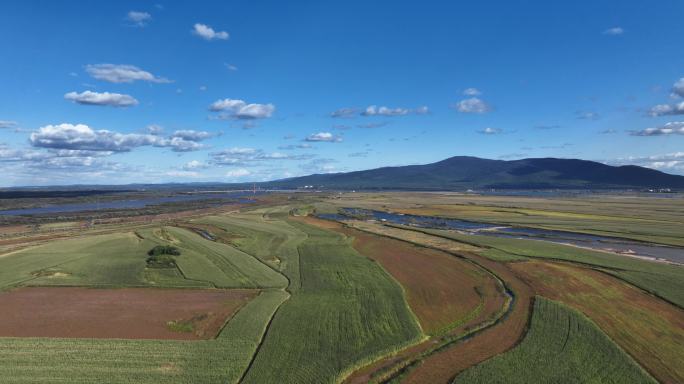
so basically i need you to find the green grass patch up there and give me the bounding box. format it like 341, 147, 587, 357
167, 320, 195, 333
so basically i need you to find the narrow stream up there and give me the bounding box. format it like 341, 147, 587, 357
318, 209, 684, 264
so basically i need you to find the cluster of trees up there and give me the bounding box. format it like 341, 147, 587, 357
146, 245, 181, 268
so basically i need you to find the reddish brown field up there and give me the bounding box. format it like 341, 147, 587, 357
333, 223, 498, 335
300, 217, 520, 384
402, 252, 533, 384
0, 287, 257, 340
511, 261, 684, 384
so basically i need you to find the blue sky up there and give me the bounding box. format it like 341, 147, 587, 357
1, 0, 683, 186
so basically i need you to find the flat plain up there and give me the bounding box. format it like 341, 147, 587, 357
0, 191, 682, 383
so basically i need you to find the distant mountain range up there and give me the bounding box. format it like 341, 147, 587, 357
262, 156, 684, 190
3, 156, 683, 192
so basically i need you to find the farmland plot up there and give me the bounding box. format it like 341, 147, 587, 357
241, 218, 423, 383
306, 216, 503, 336
0, 226, 287, 290
397, 225, 684, 308
0, 290, 288, 384
454, 297, 656, 384
512, 261, 684, 384
196, 213, 306, 290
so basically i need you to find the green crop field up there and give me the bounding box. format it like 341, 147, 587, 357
454, 297, 657, 384
0, 290, 288, 384
0, 226, 286, 290
240, 218, 423, 383
196, 212, 306, 290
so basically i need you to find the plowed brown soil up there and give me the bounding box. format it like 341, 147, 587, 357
0, 287, 257, 340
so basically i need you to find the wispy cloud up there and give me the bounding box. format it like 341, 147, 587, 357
146, 124, 164, 135
278, 143, 312, 150
535, 124, 561, 130
305, 132, 343, 142
576, 111, 600, 120
361, 105, 409, 116
210, 147, 313, 166
170, 130, 217, 141
64, 91, 138, 107
225, 168, 251, 177
357, 122, 388, 129
182, 160, 208, 170
332, 105, 428, 118
478, 127, 503, 135
498, 153, 527, 159
330, 108, 358, 118
193, 23, 229, 40
603, 27, 624, 35
126, 11, 151, 27
348, 151, 369, 157
454, 97, 491, 114
300, 158, 338, 174
85, 64, 171, 83
0, 120, 18, 129
463, 88, 481, 96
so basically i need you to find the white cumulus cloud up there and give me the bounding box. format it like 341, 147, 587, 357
208, 99, 275, 119
30, 123, 208, 153
673, 78, 684, 98
630, 122, 684, 136
64, 91, 139, 107
170, 130, 216, 141
649, 101, 684, 116
193, 23, 229, 40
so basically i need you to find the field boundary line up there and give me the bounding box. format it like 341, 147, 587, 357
237, 290, 291, 383
330, 221, 528, 383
